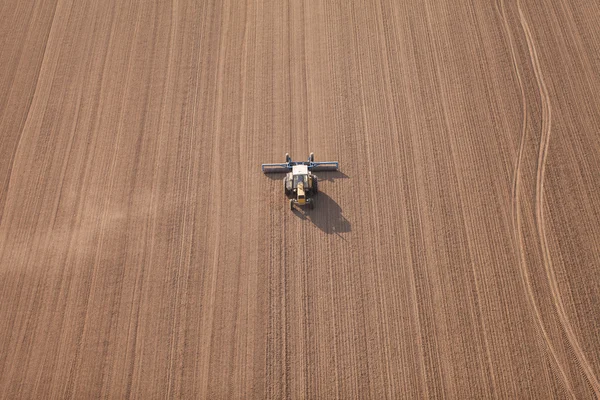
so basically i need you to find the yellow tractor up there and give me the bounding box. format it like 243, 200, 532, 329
262, 152, 339, 210
284, 164, 317, 209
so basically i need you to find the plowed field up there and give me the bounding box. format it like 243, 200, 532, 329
1, 0, 600, 398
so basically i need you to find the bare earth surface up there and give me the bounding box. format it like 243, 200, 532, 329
1, 0, 600, 398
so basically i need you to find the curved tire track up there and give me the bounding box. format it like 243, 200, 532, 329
503, 0, 600, 394
495, 1, 577, 394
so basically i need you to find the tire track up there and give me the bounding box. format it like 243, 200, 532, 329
503, 0, 600, 394
495, 0, 576, 394
0, 0, 60, 225
518, 2, 600, 394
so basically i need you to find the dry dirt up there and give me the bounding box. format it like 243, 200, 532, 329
1, 0, 600, 398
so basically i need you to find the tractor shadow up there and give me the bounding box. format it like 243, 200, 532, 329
314, 170, 349, 182
292, 191, 351, 235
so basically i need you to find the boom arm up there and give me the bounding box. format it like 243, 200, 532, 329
261, 161, 339, 173
262, 153, 339, 173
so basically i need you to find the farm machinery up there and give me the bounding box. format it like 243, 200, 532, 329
262, 152, 339, 210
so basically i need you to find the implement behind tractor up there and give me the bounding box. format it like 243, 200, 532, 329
262, 153, 339, 210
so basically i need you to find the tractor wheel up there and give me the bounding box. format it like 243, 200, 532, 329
309, 152, 314, 162
289, 199, 294, 210
313, 176, 319, 194
284, 179, 290, 195
285, 153, 291, 163
308, 199, 315, 209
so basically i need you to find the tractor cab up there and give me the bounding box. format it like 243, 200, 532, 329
292, 165, 309, 205
293, 174, 306, 187
283, 164, 317, 209
292, 165, 309, 189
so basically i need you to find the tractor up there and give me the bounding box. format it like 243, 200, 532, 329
262, 152, 339, 210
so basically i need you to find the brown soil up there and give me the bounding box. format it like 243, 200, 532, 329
1, 0, 599, 398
